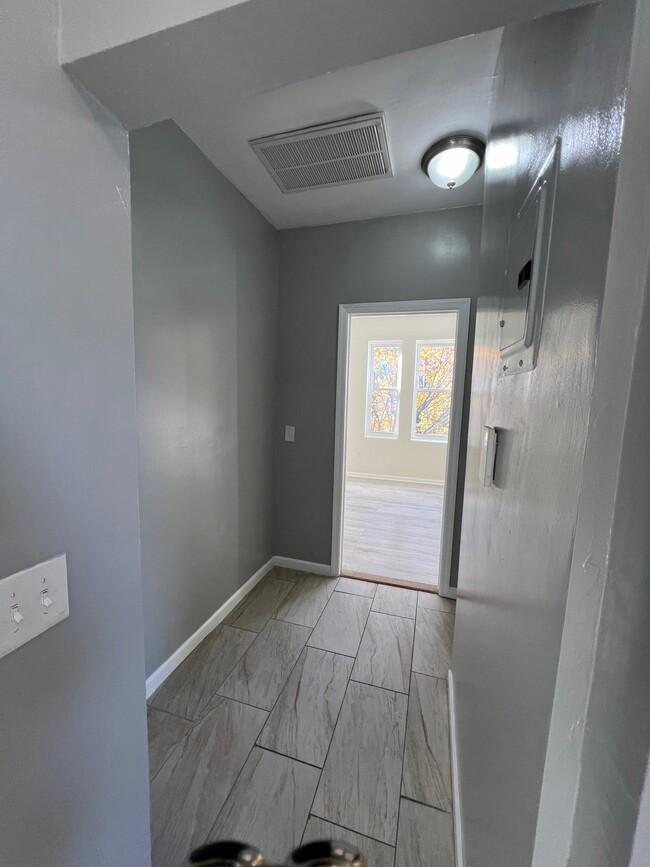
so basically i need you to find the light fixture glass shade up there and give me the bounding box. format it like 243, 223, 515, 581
422, 136, 485, 189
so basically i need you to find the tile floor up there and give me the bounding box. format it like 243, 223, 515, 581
147, 568, 456, 867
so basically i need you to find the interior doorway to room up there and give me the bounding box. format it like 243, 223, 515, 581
332, 300, 470, 596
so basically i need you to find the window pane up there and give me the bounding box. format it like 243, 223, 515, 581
372, 345, 401, 389
370, 389, 399, 434
415, 389, 452, 437
417, 344, 455, 390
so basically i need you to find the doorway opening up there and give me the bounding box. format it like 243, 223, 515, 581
331, 300, 470, 596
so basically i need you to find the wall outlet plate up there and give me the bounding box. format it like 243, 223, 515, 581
0, 554, 69, 659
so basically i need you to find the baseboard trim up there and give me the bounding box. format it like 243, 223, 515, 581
448, 669, 465, 867
145, 557, 275, 699
346, 471, 444, 487
272, 555, 332, 576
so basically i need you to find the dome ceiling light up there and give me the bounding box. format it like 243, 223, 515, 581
421, 135, 485, 189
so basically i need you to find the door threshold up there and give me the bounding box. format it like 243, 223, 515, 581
341, 569, 439, 594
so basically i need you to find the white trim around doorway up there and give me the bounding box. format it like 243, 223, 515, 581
330, 298, 471, 597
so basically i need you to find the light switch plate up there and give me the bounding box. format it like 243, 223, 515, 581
284, 425, 295, 442
0, 554, 69, 659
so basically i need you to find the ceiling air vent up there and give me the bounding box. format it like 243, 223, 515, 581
249, 113, 392, 193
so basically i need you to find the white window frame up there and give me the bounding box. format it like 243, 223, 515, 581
411, 339, 455, 443
365, 340, 403, 439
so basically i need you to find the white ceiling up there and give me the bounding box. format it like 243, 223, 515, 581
172, 30, 502, 228
64, 0, 589, 228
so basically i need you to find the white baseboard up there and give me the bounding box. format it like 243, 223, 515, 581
145, 557, 274, 698
346, 471, 444, 487
272, 555, 332, 576
448, 669, 465, 867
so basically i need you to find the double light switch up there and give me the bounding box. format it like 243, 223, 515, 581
0, 554, 69, 659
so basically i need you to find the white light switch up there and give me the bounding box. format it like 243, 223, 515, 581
41, 590, 53, 608
284, 425, 295, 443
0, 554, 69, 659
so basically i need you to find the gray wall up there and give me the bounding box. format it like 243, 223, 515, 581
1, 0, 150, 864
451, 3, 636, 866
131, 121, 278, 677
274, 207, 482, 572
567, 238, 650, 867
534, 0, 650, 859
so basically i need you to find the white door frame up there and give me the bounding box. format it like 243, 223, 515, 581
330, 298, 471, 597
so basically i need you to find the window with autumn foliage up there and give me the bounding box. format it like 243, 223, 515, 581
411, 340, 455, 441
365, 341, 403, 437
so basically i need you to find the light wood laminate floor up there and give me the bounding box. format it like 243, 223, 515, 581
342, 479, 444, 587
147, 567, 456, 867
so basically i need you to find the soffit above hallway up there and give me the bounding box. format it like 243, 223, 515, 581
63, 0, 593, 229
60, 0, 595, 67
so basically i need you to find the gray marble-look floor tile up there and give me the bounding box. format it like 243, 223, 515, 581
274, 575, 338, 628
351, 612, 414, 693
257, 647, 353, 766
217, 619, 311, 710
150, 696, 267, 867
147, 707, 193, 782
336, 576, 377, 597
308, 591, 372, 657
224, 577, 294, 632
268, 566, 305, 583
303, 816, 395, 867
395, 799, 454, 867
372, 585, 417, 619
417, 591, 456, 614
402, 673, 452, 811
149, 625, 256, 720
312, 681, 407, 845
412, 608, 454, 679
210, 747, 320, 863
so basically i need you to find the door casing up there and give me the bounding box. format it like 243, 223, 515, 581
331, 298, 471, 597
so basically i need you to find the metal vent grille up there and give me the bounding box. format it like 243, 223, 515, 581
249, 114, 392, 193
